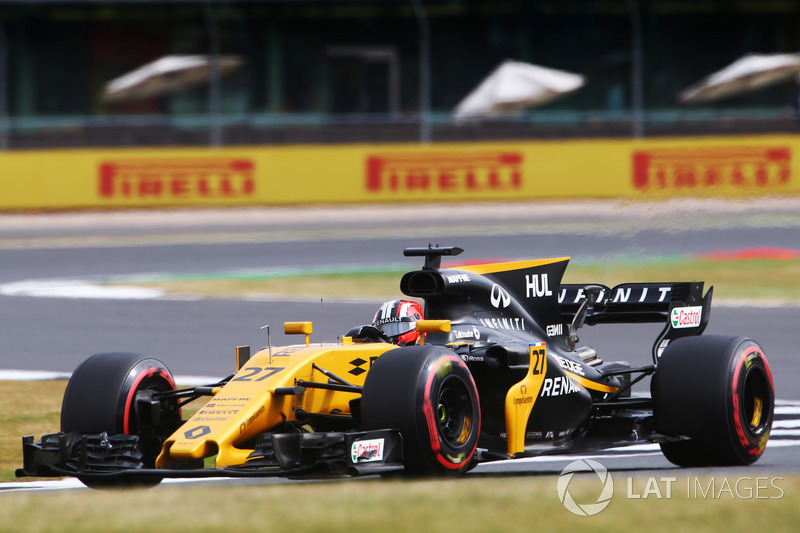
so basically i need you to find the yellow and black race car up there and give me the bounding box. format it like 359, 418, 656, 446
17, 246, 775, 488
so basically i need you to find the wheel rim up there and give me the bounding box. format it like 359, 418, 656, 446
123, 370, 178, 435
123, 369, 180, 467
741, 365, 771, 436
436, 376, 475, 447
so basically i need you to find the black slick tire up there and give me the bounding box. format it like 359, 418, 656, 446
652, 335, 774, 466
361, 345, 481, 476
61, 352, 180, 488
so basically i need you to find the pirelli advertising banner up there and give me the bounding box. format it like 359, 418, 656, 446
0, 135, 797, 210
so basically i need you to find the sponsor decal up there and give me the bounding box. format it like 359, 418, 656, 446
546, 323, 564, 337
656, 339, 670, 358
184, 425, 211, 440
244, 405, 265, 432
374, 316, 408, 325
490, 284, 511, 309
375, 300, 421, 323
540, 376, 582, 397
670, 306, 702, 328
205, 398, 248, 406
365, 152, 523, 193
501, 430, 570, 441
553, 354, 585, 376
351, 438, 385, 463
559, 285, 672, 304
477, 315, 526, 331
612, 287, 632, 303
526, 274, 553, 298
513, 383, 533, 406
447, 274, 471, 283
98, 159, 255, 200
632, 146, 791, 191
559, 287, 607, 304
271, 347, 304, 358
349, 358, 369, 376
192, 416, 232, 422
238, 405, 266, 435
197, 409, 239, 416
454, 326, 481, 340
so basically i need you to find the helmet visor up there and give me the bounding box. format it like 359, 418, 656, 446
375, 318, 416, 339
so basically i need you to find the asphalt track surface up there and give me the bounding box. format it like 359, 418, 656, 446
1, 198, 800, 490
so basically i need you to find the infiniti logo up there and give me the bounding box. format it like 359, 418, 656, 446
490, 284, 511, 309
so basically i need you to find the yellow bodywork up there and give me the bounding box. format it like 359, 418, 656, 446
504, 343, 549, 456
157, 341, 398, 468
416, 319, 451, 345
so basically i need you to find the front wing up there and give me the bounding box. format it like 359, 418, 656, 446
17, 429, 405, 481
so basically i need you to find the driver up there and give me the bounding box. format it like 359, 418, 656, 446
346, 299, 424, 345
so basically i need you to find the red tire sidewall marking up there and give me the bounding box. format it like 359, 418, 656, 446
421, 354, 480, 470
123, 367, 177, 434
731, 346, 772, 456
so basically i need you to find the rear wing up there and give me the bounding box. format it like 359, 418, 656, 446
559, 282, 712, 364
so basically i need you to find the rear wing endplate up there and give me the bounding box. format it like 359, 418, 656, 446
559, 282, 712, 364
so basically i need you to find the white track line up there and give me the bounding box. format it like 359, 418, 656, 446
0, 370, 223, 385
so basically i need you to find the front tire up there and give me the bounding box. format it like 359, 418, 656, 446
61, 352, 181, 488
361, 346, 480, 476
652, 335, 774, 466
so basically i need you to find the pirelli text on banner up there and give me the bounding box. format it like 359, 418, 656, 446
365, 152, 523, 194
632, 146, 791, 192
98, 159, 256, 201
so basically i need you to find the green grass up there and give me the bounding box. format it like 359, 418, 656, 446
3, 384, 797, 531
1, 473, 797, 532
110, 257, 800, 304
0, 380, 64, 482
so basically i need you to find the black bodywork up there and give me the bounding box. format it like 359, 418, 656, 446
400, 246, 711, 458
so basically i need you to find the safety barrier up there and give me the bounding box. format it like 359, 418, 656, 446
0, 135, 798, 210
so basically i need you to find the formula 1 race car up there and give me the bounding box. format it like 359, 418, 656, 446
17, 246, 775, 488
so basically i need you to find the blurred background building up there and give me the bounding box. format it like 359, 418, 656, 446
2, 0, 800, 149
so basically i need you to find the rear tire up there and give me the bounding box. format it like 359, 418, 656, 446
61, 352, 181, 488
652, 336, 774, 466
361, 346, 480, 476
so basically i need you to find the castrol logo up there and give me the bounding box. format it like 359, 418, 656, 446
670, 306, 702, 329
